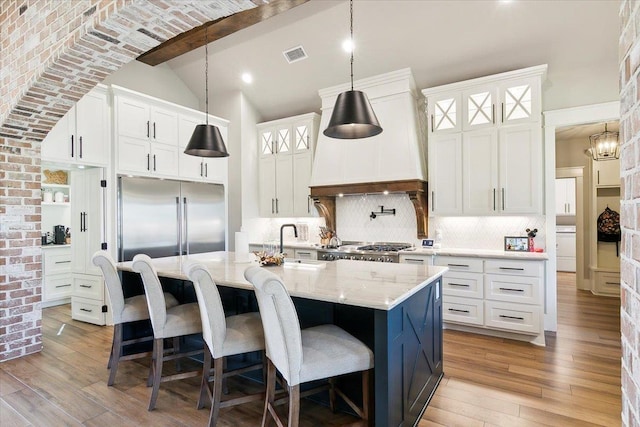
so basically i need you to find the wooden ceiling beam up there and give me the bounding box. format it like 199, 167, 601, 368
137, 0, 309, 66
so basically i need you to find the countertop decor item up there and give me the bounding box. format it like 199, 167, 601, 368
255, 251, 284, 266
323, 0, 382, 139
184, 26, 229, 158
504, 236, 529, 252
43, 169, 68, 184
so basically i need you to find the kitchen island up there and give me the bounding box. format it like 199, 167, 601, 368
118, 252, 447, 427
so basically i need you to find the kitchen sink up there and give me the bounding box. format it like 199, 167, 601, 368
283, 258, 327, 269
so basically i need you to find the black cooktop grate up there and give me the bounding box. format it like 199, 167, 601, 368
356, 244, 412, 252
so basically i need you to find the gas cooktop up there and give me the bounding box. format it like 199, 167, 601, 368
317, 242, 413, 262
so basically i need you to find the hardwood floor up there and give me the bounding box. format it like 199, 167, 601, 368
1, 272, 621, 426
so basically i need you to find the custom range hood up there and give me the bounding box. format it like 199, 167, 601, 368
310, 68, 429, 237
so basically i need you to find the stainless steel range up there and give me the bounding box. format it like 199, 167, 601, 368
317, 242, 413, 263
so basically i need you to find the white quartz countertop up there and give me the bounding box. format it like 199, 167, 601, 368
399, 247, 549, 260
117, 251, 448, 311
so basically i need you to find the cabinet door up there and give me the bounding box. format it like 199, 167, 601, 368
593, 159, 620, 187
429, 134, 463, 215
259, 156, 276, 217
499, 78, 540, 125
499, 124, 541, 214
116, 96, 150, 139
203, 125, 228, 183
76, 90, 108, 166
555, 178, 576, 215
178, 113, 205, 180
151, 144, 179, 177
71, 170, 87, 275
292, 120, 313, 154
292, 152, 312, 216
42, 109, 74, 162
150, 105, 179, 145
259, 128, 275, 158
428, 94, 461, 133
84, 168, 104, 276
463, 86, 496, 131
274, 125, 292, 156
118, 136, 150, 175
463, 129, 498, 215
275, 155, 294, 216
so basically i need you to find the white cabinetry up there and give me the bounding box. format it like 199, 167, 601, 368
178, 111, 228, 183
556, 229, 576, 272
555, 178, 576, 215
434, 255, 545, 345
593, 160, 620, 187
399, 253, 434, 265
114, 86, 179, 178
257, 113, 319, 217
42, 246, 72, 307
70, 168, 106, 325
41, 85, 109, 167
424, 65, 546, 216
294, 248, 317, 260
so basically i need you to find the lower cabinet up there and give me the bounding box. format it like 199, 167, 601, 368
42, 246, 73, 307
71, 274, 105, 325
399, 253, 434, 265
434, 255, 545, 345
592, 270, 620, 296
293, 248, 317, 260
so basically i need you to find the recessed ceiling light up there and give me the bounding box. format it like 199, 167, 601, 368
383, 190, 389, 195
241, 73, 253, 84
342, 39, 354, 53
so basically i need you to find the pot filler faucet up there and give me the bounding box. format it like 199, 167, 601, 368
280, 223, 298, 255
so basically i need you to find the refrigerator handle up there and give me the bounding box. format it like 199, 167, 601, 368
176, 197, 182, 256
183, 197, 189, 255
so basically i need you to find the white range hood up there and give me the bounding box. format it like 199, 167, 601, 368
310, 68, 427, 187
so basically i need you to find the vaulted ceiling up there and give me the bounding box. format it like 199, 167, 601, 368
164, 0, 620, 122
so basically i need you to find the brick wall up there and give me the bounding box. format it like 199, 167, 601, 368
620, 1, 640, 425
0, 0, 255, 362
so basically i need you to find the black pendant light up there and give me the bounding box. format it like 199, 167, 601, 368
323, 0, 382, 139
185, 27, 229, 158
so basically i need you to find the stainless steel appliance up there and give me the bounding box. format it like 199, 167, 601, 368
316, 241, 412, 263
118, 176, 226, 261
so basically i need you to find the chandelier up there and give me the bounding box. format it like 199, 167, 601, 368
588, 123, 619, 161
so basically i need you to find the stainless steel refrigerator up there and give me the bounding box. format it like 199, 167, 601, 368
118, 176, 226, 261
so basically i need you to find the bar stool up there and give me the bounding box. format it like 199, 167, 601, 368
131, 254, 203, 410
184, 261, 266, 427
244, 266, 374, 427
91, 250, 179, 386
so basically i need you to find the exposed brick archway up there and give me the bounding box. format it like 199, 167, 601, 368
0, 0, 255, 361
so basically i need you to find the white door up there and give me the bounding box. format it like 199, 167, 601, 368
259, 155, 276, 216
463, 86, 496, 131
76, 90, 108, 166
293, 151, 313, 216
429, 133, 463, 215
275, 155, 294, 216
555, 178, 576, 215
71, 170, 87, 275
42, 109, 74, 162
463, 129, 498, 215
84, 168, 104, 276
499, 124, 541, 214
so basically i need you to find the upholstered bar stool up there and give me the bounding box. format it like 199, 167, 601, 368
244, 266, 374, 427
131, 254, 203, 410
92, 250, 179, 386
184, 261, 266, 427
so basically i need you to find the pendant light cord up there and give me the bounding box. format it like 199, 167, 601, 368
350, 0, 354, 91
205, 26, 209, 126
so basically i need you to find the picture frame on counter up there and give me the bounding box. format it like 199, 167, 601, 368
504, 236, 529, 252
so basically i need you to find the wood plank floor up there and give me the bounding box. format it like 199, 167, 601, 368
1, 272, 621, 426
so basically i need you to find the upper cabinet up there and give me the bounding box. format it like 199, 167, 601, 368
593, 159, 620, 188
178, 111, 228, 184
41, 85, 109, 167
556, 178, 576, 216
257, 113, 319, 217
423, 65, 546, 216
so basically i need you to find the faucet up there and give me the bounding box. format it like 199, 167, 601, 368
280, 223, 298, 255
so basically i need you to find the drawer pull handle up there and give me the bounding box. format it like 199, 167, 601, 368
499, 314, 524, 321
54, 261, 71, 264
605, 282, 620, 285
499, 287, 524, 292
55, 284, 72, 288
449, 283, 470, 287
498, 267, 525, 271
79, 284, 92, 288
448, 263, 470, 268
80, 308, 93, 313
448, 308, 470, 313
405, 258, 424, 263
297, 252, 310, 255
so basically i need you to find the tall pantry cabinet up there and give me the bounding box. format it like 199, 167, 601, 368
423, 65, 546, 216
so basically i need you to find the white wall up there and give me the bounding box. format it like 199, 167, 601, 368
102, 61, 199, 109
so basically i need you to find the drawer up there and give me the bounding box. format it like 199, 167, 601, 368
73, 275, 104, 300
44, 250, 72, 274
593, 271, 620, 296
484, 259, 542, 277
434, 256, 483, 273
442, 271, 483, 298
484, 301, 541, 335
443, 296, 484, 326
400, 254, 433, 265
485, 274, 541, 304
43, 274, 73, 301
294, 249, 317, 260
71, 296, 105, 325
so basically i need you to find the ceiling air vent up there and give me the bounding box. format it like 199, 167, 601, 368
283, 45, 307, 64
